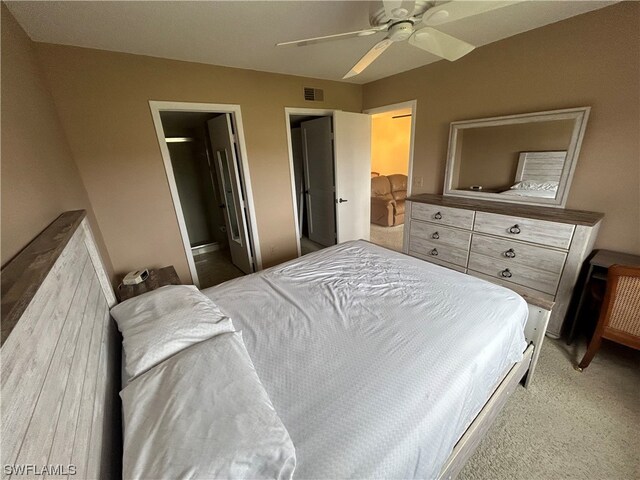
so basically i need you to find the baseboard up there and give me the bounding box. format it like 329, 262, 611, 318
191, 242, 221, 256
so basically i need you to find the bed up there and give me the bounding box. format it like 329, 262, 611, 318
1, 211, 550, 479
203, 240, 533, 478
500, 151, 567, 199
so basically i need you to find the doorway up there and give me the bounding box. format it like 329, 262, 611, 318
289, 113, 335, 255
285, 108, 372, 257
364, 101, 417, 253
150, 102, 261, 288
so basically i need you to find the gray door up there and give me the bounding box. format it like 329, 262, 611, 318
301, 117, 336, 247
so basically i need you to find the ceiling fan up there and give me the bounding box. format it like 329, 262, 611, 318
276, 1, 520, 79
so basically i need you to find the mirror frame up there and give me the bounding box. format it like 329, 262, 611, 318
443, 106, 590, 208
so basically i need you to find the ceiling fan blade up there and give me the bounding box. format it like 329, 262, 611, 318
343, 38, 394, 79
276, 27, 385, 47
383, 0, 417, 20
421, 1, 522, 26
409, 27, 475, 61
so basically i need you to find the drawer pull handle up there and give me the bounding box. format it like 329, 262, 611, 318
500, 269, 513, 278
430, 248, 438, 256
508, 224, 521, 234
504, 248, 516, 258
434, 212, 443, 220
432, 232, 439, 239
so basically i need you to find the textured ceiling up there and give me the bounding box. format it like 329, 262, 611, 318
7, 1, 617, 84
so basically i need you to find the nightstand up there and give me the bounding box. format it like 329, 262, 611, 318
566, 249, 640, 344
117, 266, 181, 301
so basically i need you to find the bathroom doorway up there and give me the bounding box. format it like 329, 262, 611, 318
150, 102, 261, 288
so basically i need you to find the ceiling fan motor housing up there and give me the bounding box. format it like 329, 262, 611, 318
389, 21, 414, 42
369, 0, 435, 26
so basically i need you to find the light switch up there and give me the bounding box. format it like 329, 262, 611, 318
413, 176, 424, 187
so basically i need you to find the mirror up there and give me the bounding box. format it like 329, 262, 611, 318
443, 107, 590, 208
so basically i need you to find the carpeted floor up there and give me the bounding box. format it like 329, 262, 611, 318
459, 338, 640, 480
370, 223, 404, 252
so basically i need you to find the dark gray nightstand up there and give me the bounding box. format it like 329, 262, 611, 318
117, 266, 181, 301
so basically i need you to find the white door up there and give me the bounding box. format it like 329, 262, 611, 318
334, 111, 371, 243
207, 114, 254, 274
301, 117, 336, 247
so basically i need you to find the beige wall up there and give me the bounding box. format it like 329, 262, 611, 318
35, 44, 362, 282
0, 6, 113, 274
364, 2, 640, 255
371, 115, 411, 176
456, 120, 575, 190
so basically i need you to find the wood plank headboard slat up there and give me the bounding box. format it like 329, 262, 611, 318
0, 212, 121, 479
515, 151, 567, 183
1, 210, 86, 346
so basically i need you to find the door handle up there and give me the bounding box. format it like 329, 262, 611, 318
218, 204, 225, 209
338, 198, 348, 203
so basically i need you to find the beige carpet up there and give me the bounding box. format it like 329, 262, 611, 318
459, 338, 640, 480
370, 223, 404, 252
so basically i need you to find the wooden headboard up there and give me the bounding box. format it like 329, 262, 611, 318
1, 211, 121, 478
515, 151, 567, 183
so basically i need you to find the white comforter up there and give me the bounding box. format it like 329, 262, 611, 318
203, 240, 528, 479
121, 332, 297, 479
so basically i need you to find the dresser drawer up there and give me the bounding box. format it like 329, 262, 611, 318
411, 203, 475, 230
409, 252, 466, 273
474, 212, 574, 249
410, 221, 472, 250
409, 237, 469, 267
470, 234, 567, 274
468, 252, 561, 295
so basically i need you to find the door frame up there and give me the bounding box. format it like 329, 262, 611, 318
284, 107, 338, 257
149, 100, 263, 287
363, 100, 417, 197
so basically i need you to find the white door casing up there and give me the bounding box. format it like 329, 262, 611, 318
334, 111, 372, 243
207, 114, 254, 274
150, 101, 262, 286
301, 116, 337, 247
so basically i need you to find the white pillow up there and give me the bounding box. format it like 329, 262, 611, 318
121, 332, 296, 480
510, 180, 559, 191
111, 285, 234, 381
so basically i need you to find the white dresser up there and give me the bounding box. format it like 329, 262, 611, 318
404, 194, 603, 337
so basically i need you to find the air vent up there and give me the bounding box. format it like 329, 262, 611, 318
304, 87, 324, 102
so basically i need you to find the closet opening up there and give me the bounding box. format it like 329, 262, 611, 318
365, 101, 417, 253
150, 102, 261, 288
286, 107, 372, 258
289, 113, 337, 255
